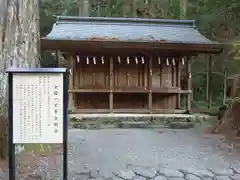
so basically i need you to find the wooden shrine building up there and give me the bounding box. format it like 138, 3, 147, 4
41, 16, 223, 114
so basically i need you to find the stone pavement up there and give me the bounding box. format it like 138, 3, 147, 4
69, 165, 240, 180
1, 128, 240, 179
2, 165, 240, 180
67, 128, 240, 179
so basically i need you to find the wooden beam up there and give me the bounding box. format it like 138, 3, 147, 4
113, 109, 149, 113
74, 109, 110, 113
63, 52, 190, 59
41, 39, 223, 55
73, 108, 186, 114
69, 89, 109, 93
148, 56, 153, 113
151, 109, 186, 114
68, 88, 191, 94
109, 57, 114, 112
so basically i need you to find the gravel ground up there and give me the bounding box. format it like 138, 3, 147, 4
1, 128, 240, 179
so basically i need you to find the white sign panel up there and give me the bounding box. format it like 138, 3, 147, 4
12, 73, 63, 144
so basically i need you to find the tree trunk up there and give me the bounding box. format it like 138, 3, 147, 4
1, 0, 40, 94
0, 0, 40, 158
130, 0, 137, 17
146, 0, 153, 18
0, 0, 8, 102
79, 0, 91, 16
179, 0, 189, 109
180, 0, 187, 19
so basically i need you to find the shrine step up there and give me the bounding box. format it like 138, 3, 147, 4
69, 113, 209, 129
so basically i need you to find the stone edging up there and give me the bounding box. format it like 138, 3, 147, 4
2, 163, 240, 180
69, 165, 240, 180
69, 114, 211, 130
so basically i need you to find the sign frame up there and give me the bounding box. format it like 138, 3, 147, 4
7, 68, 68, 180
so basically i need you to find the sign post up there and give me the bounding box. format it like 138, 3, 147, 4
7, 68, 68, 180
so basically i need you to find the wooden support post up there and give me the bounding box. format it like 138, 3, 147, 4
186, 57, 192, 112
160, 62, 163, 86
74, 57, 79, 89
109, 57, 114, 112
176, 60, 181, 109
69, 56, 76, 112
148, 56, 153, 113
144, 59, 148, 90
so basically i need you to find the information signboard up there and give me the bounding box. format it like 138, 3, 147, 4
12, 73, 64, 144
7, 68, 68, 180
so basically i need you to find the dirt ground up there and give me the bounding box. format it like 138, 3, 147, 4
0, 144, 62, 180
205, 125, 240, 154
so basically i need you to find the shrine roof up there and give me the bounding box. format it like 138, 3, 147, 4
41, 16, 223, 54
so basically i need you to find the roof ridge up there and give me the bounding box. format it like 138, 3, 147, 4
55, 16, 195, 28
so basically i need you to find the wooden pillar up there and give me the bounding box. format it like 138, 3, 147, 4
69, 56, 76, 112
109, 57, 114, 112
148, 56, 153, 113
176, 60, 181, 109
144, 58, 148, 90
186, 57, 192, 111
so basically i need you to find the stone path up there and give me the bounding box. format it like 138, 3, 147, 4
1, 128, 240, 179
68, 165, 240, 179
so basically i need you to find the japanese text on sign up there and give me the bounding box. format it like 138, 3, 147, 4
12, 73, 63, 144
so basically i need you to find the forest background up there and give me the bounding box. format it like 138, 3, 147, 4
39, 0, 240, 112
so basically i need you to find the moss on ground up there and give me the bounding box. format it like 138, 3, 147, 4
21, 144, 53, 154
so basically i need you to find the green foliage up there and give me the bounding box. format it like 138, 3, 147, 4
41, 52, 58, 67
40, 0, 79, 36
192, 101, 219, 116
231, 39, 240, 61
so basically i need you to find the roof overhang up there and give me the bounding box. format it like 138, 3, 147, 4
41, 16, 224, 55
41, 39, 223, 54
